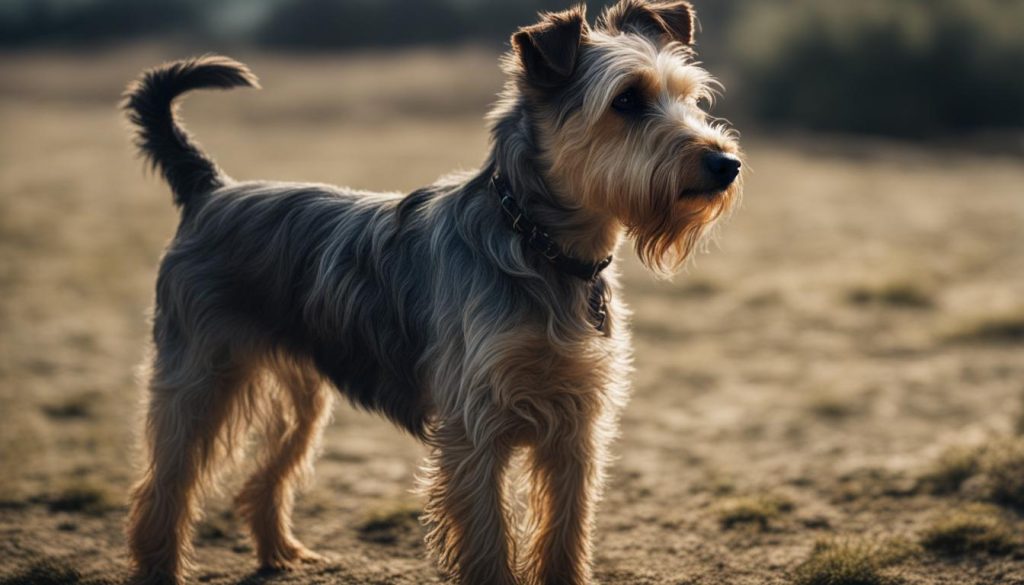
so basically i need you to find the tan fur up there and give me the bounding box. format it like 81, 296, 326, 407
540, 31, 741, 276
235, 354, 333, 569
128, 343, 332, 582
128, 343, 262, 583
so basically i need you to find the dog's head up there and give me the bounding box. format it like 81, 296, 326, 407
506, 1, 742, 275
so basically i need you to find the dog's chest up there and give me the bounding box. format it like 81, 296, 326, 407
480, 322, 624, 420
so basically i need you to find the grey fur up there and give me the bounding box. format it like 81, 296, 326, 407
154, 168, 607, 438
125, 3, 741, 583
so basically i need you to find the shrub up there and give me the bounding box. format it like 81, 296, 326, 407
730, 0, 1024, 137
0, 0, 207, 47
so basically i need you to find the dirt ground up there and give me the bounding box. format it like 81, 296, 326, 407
1, 48, 1023, 585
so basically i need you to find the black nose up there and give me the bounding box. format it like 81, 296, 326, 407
704, 152, 741, 188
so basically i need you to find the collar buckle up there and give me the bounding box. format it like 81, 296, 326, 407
491, 172, 613, 283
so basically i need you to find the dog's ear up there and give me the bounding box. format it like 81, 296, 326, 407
512, 5, 588, 88
602, 0, 696, 46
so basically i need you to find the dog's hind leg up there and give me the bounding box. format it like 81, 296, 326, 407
127, 340, 256, 585
235, 353, 333, 570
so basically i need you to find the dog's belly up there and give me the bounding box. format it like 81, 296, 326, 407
242, 257, 432, 439
307, 335, 430, 437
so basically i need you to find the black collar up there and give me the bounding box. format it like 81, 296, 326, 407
491, 173, 612, 282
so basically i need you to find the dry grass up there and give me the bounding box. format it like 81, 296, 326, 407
920, 505, 1017, 556
807, 391, 863, 420
1, 48, 1023, 584
846, 281, 935, 309
920, 445, 983, 495
790, 538, 915, 585
943, 309, 1024, 345
39, 480, 120, 516
0, 559, 111, 585
716, 494, 794, 530
921, 438, 1024, 509
197, 510, 237, 542
356, 501, 423, 545
0, 561, 82, 585
40, 393, 97, 420
978, 439, 1024, 509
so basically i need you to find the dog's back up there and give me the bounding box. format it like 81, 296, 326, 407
158, 179, 437, 434
124, 56, 449, 435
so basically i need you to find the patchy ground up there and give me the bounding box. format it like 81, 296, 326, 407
1, 48, 1023, 585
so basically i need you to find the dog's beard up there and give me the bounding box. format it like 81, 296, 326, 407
626, 177, 739, 276
543, 118, 741, 275
604, 139, 741, 275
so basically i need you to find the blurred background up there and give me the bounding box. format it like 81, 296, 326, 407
3, 0, 1024, 138
1, 1, 1022, 584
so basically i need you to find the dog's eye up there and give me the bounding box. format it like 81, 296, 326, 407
611, 87, 643, 113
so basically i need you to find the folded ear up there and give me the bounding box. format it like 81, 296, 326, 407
512, 5, 588, 88
601, 0, 696, 46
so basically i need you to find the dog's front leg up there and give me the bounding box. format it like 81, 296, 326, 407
421, 417, 517, 585
522, 420, 603, 585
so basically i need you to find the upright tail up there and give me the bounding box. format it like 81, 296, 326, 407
123, 55, 259, 209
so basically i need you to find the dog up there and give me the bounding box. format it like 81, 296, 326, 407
123, 1, 741, 583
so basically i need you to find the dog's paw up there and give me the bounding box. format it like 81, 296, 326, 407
292, 546, 326, 565
259, 541, 325, 571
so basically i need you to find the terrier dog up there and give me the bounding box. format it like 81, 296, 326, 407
123, 2, 741, 583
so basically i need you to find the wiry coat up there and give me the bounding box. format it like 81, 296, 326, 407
124, 2, 741, 584
158, 166, 629, 436
126, 56, 631, 585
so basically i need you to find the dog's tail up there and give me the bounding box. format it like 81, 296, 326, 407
123, 55, 259, 209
